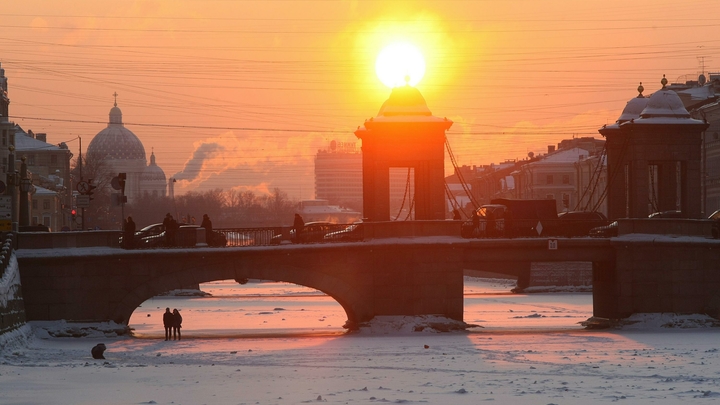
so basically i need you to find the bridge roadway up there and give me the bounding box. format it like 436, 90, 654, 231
16, 236, 616, 329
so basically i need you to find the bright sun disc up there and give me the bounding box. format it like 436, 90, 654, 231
375, 42, 426, 88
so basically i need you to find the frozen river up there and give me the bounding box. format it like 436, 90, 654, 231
3, 277, 720, 404
128, 277, 594, 338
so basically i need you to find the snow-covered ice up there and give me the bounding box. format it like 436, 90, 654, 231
2, 278, 719, 404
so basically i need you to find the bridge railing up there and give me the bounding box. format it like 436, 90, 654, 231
216, 227, 282, 247
0, 232, 14, 279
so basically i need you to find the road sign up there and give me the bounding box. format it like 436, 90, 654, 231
77, 195, 91, 208
0, 195, 11, 218
548, 239, 558, 250
77, 181, 90, 194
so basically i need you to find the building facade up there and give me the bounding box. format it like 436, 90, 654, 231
314, 141, 363, 210
15, 127, 73, 229
513, 147, 606, 214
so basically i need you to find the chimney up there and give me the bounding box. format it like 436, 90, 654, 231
548, 145, 556, 153
28, 129, 34, 138
36, 133, 47, 142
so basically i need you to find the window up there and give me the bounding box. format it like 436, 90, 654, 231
562, 174, 570, 184
43, 200, 50, 210
562, 193, 570, 208
546, 175, 553, 184
43, 216, 50, 227
546, 194, 554, 200
32, 200, 38, 209
28, 155, 36, 166
50, 154, 58, 164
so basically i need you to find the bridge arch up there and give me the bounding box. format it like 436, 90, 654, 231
113, 259, 370, 329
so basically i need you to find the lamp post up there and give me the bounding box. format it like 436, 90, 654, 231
6, 145, 17, 232
19, 156, 31, 227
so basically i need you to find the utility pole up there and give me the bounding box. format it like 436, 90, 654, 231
79, 136, 84, 231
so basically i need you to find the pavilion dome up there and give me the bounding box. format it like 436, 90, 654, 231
87, 103, 146, 161
640, 78, 691, 119
377, 85, 432, 117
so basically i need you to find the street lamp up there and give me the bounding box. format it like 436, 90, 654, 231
6, 145, 17, 232
19, 156, 31, 227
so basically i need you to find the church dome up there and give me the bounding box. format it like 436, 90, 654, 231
141, 152, 167, 182
87, 103, 146, 161
377, 85, 432, 117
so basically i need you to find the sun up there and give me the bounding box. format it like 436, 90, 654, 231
375, 42, 426, 88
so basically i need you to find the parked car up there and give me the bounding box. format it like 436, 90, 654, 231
648, 210, 683, 219
461, 199, 558, 238
176, 225, 227, 247
324, 223, 364, 241
554, 211, 609, 237
119, 223, 166, 248
270, 221, 335, 244
589, 211, 684, 238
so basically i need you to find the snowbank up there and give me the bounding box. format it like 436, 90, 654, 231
355, 315, 480, 334
31, 320, 131, 339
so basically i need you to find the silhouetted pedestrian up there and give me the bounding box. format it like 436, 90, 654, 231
172, 308, 182, 340
163, 213, 178, 247
471, 210, 480, 238
292, 213, 305, 243
162, 307, 173, 341
124, 216, 136, 249
201, 214, 212, 245
453, 209, 461, 220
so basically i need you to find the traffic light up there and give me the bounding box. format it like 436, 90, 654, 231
118, 173, 126, 194
87, 179, 96, 200
71, 208, 77, 220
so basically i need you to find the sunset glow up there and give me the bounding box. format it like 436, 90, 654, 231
375, 42, 426, 88
0, 1, 716, 201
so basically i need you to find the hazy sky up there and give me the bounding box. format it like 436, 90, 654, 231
2, 0, 717, 199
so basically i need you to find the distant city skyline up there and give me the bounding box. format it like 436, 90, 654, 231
1, 0, 717, 199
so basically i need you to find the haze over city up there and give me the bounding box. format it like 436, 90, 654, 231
2, 0, 717, 200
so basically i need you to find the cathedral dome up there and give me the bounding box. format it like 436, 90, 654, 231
141, 152, 166, 182
87, 103, 146, 161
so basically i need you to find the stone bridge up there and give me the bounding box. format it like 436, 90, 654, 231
15, 229, 720, 328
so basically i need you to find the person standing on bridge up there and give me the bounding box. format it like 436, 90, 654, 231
201, 214, 212, 245
124, 216, 136, 249
163, 307, 173, 341
172, 308, 183, 340
292, 213, 305, 244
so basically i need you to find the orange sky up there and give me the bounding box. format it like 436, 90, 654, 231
2, 0, 718, 199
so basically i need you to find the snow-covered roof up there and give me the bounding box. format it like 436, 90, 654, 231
639, 89, 691, 119
676, 84, 715, 101
32, 185, 57, 196
529, 148, 594, 165
617, 96, 649, 124
14, 126, 64, 152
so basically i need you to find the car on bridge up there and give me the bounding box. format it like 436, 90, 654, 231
709, 209, 720, 239
119, 223, 166, 248
554, 211, 609, 237
270, 221, 337, 244
324, 222, 364, 241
